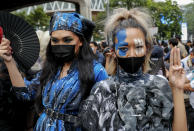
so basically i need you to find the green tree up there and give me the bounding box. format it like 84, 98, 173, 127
13, 7, 50, 31
184, 2, 194, 37
12, 11, 27, 20
92, 0, 147, 41
92, 11, 107, 41
93, 0, 183, 41
146, 0, 182, 39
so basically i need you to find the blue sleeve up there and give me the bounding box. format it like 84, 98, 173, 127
12, 72, 41, 101
94, 62, 108, 82
98, 53, 105, 65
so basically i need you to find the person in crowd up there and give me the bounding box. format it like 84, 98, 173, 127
0, 58, 35, 131
185, 40, 193, 54
161, 41, 169, 55
103, 46, 117, 75
164, 38, 178, 62
152, 36, 158, 46
0, 12, 108, 130
148, 44, 166, 77
181, 48, 194, 72
181, 48, 194, 131
90, 41, 105, 65
100, 41, 108, 52
176, 35, 188, 58
80, 8, 187, 131
32, 30, 50, 71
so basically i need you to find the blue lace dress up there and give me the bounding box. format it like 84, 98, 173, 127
12, 62, 108, 131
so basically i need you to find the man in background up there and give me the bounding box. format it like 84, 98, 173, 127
90, 41, 105, 65
176, 35, 188, 58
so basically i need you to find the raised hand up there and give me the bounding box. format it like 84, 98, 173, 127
0, 38, 13, 62
169, 47, 185, 90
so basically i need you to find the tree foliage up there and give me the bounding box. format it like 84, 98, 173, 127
13, 7, 50, 31
147, 0, 182, 39
184, 2, 194, 36
93, 0, 183, 40
92, 12, 107, 41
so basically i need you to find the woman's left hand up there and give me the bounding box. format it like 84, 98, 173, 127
169, 47, 185, 90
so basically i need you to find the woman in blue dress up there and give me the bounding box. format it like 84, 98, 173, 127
0, 12, 108, 131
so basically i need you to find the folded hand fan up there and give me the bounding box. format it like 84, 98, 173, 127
0, 11, 40, 72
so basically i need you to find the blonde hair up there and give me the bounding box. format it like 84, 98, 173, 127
105, 8, 153, 73
31, 30, 50, 70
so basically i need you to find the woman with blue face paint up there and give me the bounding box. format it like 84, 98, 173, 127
80, 8, 187, 131
0, 12, 108, 130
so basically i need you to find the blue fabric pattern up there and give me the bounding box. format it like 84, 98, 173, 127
96, 51, 105, 65
50, 12, 83, 35
13, 61, 108, 131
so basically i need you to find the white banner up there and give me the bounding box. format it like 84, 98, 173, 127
181, 23, 188, 41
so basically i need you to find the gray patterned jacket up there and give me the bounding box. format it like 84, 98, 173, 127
80, 69, 173, 131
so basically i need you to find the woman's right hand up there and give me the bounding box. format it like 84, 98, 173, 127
0, 38, 13, 62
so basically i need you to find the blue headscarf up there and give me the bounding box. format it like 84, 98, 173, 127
49, 12, 83, 35
49, 12, 95, 42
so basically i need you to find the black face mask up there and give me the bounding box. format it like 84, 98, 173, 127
51, 45, 75, 64
117, 56, 145, 74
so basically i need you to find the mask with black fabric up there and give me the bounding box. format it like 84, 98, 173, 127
51, 45, 75, 65
117, 56, 145, 74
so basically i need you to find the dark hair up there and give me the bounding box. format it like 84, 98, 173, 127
175, 35, 181, 41
187, 40, 191, 43
35, 35, 97, 113
161, 41, 167, 47
101, 41, 108, 48
103, 47, 112, 55
90, 41, 98, 47
169, 38, 178, 47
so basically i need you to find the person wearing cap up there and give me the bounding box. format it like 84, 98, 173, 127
148, 45, 166, 77
0, 12, 108, 130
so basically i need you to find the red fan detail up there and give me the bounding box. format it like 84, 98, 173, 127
0, 26, 3, 43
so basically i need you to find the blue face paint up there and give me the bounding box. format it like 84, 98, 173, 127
115, 29, 128, 57
192, 58, 194, 64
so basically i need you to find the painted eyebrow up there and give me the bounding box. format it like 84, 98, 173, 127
51, 37, 58, 40
117, 42, 128, 47
51, 36, 73, 40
